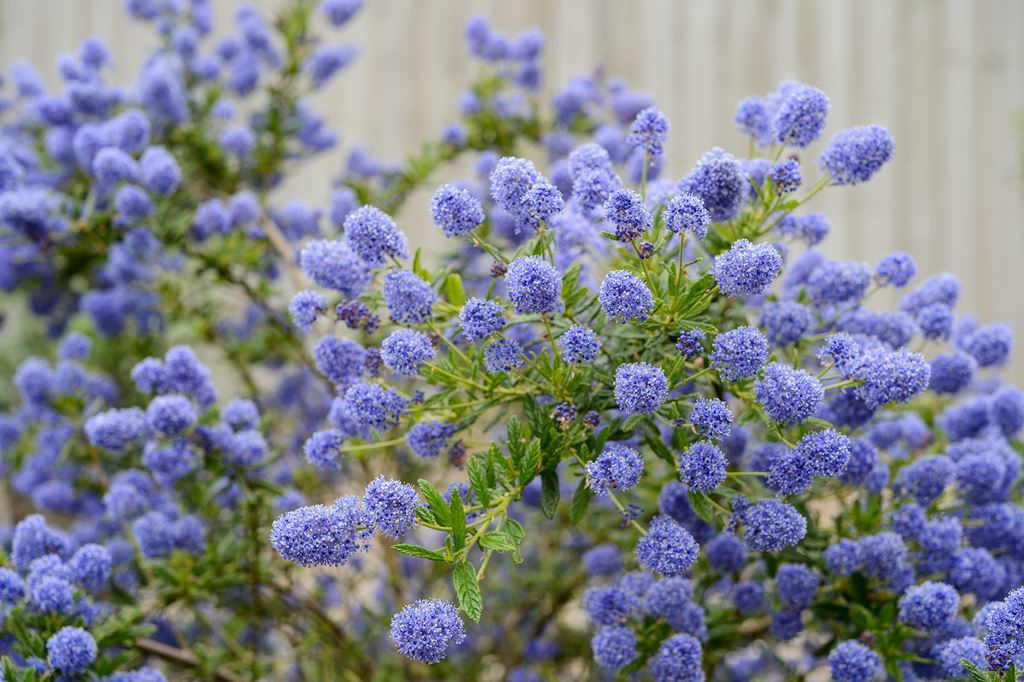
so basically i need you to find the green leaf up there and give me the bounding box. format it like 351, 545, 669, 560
449, 488, 467, 551
507, 416, 523, 452
570, 477, 593, 525
848, 603, 875, 631
687, 490, 715, 524
504, 518, 525, 564
418, 479, 450, 526
959, 659, 992, 682
453, 562, 483, 622
391, 544, 447, 562
467, 455, 492, 507
520, 439, 541, 480
443, 273, 466, 306
644, 432, 677, 467
478, 532, 516, 552
801, 417, 834, 431
415, 505, 437, 525
504, 518, 525, 543
412, 247, 428, 281
540, 469, 560, 519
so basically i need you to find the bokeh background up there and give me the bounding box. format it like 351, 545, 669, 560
2, 0, 1023, 378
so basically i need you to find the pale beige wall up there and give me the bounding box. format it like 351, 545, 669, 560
2, 0, 1023, 381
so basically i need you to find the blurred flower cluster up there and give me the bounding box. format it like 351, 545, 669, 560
0, 1, 1021, 680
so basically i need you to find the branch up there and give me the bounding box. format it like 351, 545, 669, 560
134, 638, 245, 682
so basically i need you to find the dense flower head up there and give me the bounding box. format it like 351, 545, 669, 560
755, 363, 824, 425
401, 420, 454, 460
734, 96, 770, 141
663, 193, 710, 239
829, 641, 882, 682
69, 543, 112, 593
689, 398, 733, 441
599, 269, 653, 322
288, 290, 328, 332
742, 499, 807, 552
314, 336, 366, 385
145, 394, 196, 437
582, 544, 622, 576
85, 407, 148, 452
769, 159, 802, 192
766, 449, 812, 496
30, 575, 75, 614
733, 581, 766, 615
806, 259, 872, 304
270, 497, 371, 567
794, 429, 851, 478
647, 633, 704, 682
931, 637, 988, 679
139, 145, 181, 195
838, 309, 917, 348
900, 273, 960, 315
713, 239, 783, 297
306, 43, 358, 89
431, 183, 485, 237
484, 338, 524, 373
584, 585, 640, 625
458, 298, 505, 341
390, 599, 466, 664
900, 454, 954, 505
627, 106, 669, 157
711, 327, 769, 381
704, 533, 745, 574
299, 240, 371, 297
876, 251, 917, 287
824, 539, 863, 576
558, 325, 601, 365
321, 0, 364, 26
760, 301, 812, 347
505, 256, 561, 314
47, 626, 97, 674
383, 269, 435, 324
93, 146, 140, 185
775, 563, 820, 611
636, 516, 699, 576
380, 329, 436, 376
490, 156, 562, 229
770, 610, 804, 640
917, 302, 954, 340
993, 386, 1024, 437
343, 382, 408, 431
0, 568, 26, 605
819, 124, 895, 185
604, 187, 652, 241
854, 349, 931, 409
591, 625, 637, 670
772, 83, 829, 147
344, 205, 408, 266
304, 429, 344, 470
676, 329, 705, 358
614, 362, 669, 415
898, 581, 959, 632
679, 441, 727, 493
586, 443, 644, 495
959, 322, 1013, 367
363, 476, 418, 538
678, 147, 747, 222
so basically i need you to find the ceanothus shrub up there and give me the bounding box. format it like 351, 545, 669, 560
0, 2, 1020, 680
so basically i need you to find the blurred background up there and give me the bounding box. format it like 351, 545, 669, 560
2, 0, 1022, 379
